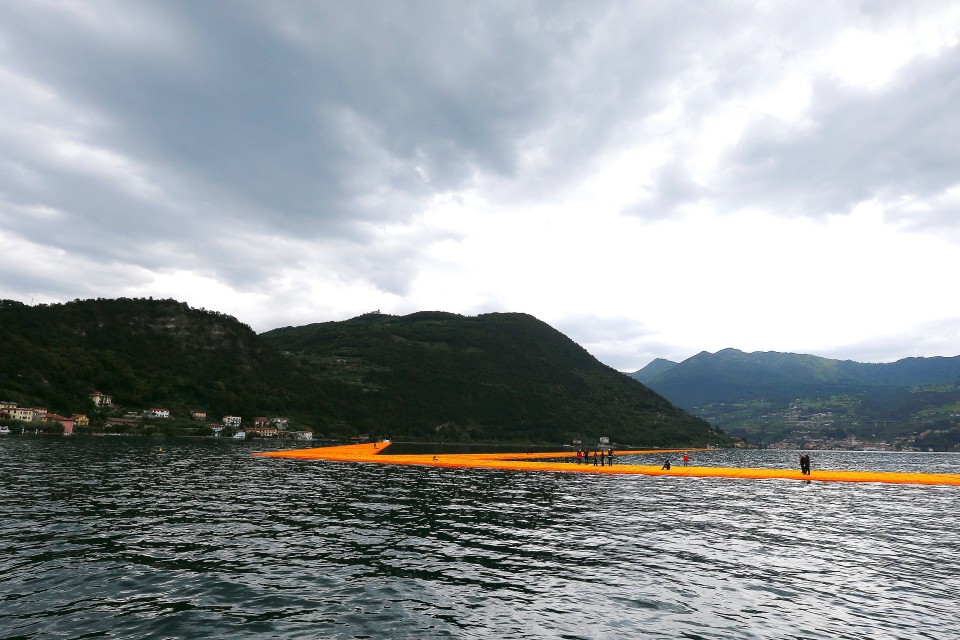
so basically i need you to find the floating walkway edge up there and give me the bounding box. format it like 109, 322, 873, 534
252, 443, 960, 486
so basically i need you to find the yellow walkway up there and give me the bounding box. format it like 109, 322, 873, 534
252, 442, 960, 486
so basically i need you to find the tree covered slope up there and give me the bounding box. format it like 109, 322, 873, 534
262, 310, 726, 445
1, 299, 728, 446
629, 348, 960, 448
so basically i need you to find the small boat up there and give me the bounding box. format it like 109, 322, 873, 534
0, 425, 10, 434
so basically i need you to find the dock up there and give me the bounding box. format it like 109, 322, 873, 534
253, 442, 960, 486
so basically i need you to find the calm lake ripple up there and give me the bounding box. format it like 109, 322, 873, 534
1, 438, 959, 639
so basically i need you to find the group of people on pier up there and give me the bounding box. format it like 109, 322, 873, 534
576, 449, 614, 466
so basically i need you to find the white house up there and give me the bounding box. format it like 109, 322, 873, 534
89, 391, 113, 407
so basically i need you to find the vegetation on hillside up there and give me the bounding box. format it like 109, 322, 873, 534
0, 299, 729, 446
630, 348, 960, 449
0, 298, 324, 425
262, 311, 726, 446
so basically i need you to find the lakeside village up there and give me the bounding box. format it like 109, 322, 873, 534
0, 391, 313, 441
744, 404, 960, 452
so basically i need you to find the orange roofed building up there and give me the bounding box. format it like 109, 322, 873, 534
43, 413, 75, 435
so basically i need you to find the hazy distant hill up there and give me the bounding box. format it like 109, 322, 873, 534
629, 348, 960, 448
631, 348, 960, 407
0, 299, 727, 446
631, 358, 678, 383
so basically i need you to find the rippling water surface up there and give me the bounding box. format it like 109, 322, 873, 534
1, 438, 958, 639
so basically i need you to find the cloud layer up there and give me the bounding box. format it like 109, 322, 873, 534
1, 1, 959, 369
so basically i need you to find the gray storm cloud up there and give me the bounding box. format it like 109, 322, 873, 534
1, 1, 958, 366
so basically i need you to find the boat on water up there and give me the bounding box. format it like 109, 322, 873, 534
0, 425, 10, 434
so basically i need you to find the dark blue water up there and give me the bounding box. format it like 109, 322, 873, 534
2, 437, 959, 639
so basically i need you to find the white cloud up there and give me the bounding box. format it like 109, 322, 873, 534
2, 1, 960, 371
822, 7, 960, 89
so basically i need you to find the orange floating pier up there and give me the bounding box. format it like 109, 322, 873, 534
253, 442, 960, 486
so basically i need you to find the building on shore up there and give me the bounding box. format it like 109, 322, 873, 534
43, 413, 75, 435
89, 391, 113, 407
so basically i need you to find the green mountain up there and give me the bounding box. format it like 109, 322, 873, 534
0, 298, 322, 422
0, 298, 728, 446
629, 349, 960, 449
261, 310, 725, 446
632, 358, 678, 383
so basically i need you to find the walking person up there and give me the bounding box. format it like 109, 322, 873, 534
682, 453, 689, 467
607, 449, 614, 465
594, 451, 599, 467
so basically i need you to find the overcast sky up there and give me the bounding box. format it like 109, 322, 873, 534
2, 1, 959, 371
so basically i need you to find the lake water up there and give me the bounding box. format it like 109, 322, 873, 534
2, 437, 959, 639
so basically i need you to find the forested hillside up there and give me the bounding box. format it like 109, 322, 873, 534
630, 348, 960, 449
261, 311, 725, 445
0, 299, 729, 446
0, 298, 323, 421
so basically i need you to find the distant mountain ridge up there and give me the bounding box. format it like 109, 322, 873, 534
631, 348, 960, 407
631, 357, 678, 383
629, 348, 960, 448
